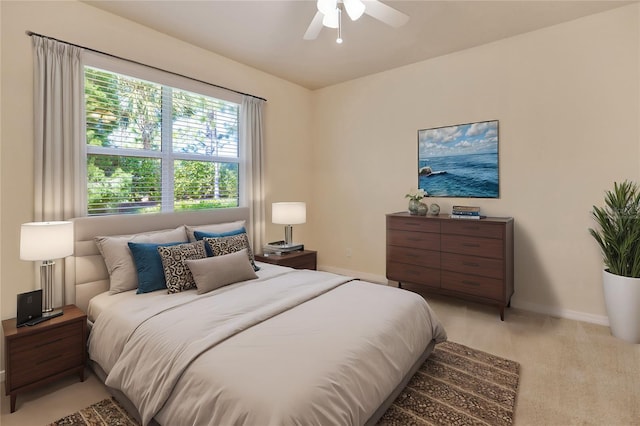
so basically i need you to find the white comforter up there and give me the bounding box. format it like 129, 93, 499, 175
89, 265, 446, 426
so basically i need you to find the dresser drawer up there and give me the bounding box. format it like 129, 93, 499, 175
441, 252, 504, 279
387, 262, 440, 288
441, 271, 503, 300
387, 216, 440, 233
9, 322, 81, 354
387, 246, 440, 269
442, 221, 504, 239
388, 230, 439, 251
441, 234, 503, 259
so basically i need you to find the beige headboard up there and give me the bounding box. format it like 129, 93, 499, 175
64, 208, 250, 313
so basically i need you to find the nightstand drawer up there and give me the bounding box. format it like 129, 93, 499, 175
441, 221, 504, 239
10, 322, 82, 354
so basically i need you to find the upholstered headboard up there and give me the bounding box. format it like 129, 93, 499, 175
64, 208, 250, 313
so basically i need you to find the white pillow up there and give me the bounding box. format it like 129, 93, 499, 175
185, 220, 246, 242
95, 226, 188, 294
186, 248, 258, 294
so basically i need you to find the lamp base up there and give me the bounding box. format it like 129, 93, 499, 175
42, 309, 63, 320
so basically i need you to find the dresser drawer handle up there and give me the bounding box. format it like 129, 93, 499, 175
462, 226, 480, 230
462, 243, 480, 248
462, 262, 479, 267
36, 354, 63, 365
462, 280, 480, 287
407, 237, 424, 242
35, 337, 64, 348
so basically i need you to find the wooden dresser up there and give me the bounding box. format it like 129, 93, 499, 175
386, 212, 514, 320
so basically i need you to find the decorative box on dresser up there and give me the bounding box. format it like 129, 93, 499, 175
2, 304, 87, 412
386, 212, 514, 320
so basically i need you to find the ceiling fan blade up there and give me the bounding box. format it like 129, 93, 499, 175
304, 11, 325, 40
362, 0, 409, 28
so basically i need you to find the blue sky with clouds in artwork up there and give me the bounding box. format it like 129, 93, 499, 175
419, 120, 498, 159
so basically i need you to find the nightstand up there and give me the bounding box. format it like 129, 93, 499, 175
2, 304, 87, 413
255, 250, 317, 270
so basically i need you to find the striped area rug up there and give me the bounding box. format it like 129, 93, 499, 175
49, 341, 519, 426
378, 341, 520, 425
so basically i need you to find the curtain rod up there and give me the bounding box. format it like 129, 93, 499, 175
26, 30, 267, 102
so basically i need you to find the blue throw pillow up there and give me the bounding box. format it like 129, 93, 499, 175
128, 241, 183, 294
194, 227, 246, 256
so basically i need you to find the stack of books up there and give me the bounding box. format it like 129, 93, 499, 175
263, 241, 304, 255
450, 205, 486, 220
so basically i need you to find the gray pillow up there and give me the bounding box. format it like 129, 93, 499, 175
185, 220, 246, 242
186, 249, 258, 294
157, 241, 207, 293
95, 226, 188, 294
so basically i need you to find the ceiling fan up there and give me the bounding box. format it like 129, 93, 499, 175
303, 0, 409, 43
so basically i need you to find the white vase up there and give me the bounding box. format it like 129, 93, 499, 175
602, 270, 640, 343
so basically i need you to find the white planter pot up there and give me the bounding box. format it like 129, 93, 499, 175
602, 270, 640, 343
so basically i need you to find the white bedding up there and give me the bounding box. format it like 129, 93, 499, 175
88, 265, 446, 426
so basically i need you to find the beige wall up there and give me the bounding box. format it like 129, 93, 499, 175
0, 0, 314, 323
1, 0, 638, 373
310, 4, 640, 323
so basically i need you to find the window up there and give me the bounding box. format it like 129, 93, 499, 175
84, 63, 242, 215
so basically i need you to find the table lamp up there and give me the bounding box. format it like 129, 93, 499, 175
272, 202, 306, 247
20, 221, 74, 316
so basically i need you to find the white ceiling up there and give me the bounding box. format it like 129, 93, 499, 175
83, 1, 633, 90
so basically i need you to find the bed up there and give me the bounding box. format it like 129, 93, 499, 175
65, 208, 447, 426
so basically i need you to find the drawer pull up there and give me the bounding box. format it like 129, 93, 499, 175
407, 237, 424, 242
35, 337, 64, 348
463, 262, 479, 267
462, 226, 480, 230
36, 354, 63, 365
462, 280, 480, 287
462, 243, 480, 248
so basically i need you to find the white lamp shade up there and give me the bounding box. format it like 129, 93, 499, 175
272, 202, 306, 225
20, 221, 74, 261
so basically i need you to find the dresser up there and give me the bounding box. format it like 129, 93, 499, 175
386, 212, 514, 320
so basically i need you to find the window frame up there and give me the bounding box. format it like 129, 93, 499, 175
83, 51, 245, 215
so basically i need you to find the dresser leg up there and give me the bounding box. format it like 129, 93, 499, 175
10, 393, 16, 413
398, 282, 403, 289
500, 306, 505, 321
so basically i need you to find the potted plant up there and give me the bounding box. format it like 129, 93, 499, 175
589, 180, 640, 343
405, 188, 428, 216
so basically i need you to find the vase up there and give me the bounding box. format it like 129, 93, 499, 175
428, 203, 440, 216
408, 199, 420, 215
602, 270, 640, 343
417, 202, 428, 216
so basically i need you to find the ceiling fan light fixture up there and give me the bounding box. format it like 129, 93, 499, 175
322, 8, 339, 29
343, 0, 365, 21
317, 0, 338, 16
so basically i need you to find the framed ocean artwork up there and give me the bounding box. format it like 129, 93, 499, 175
417, 120, 499, 198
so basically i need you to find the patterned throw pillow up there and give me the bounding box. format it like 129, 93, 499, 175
203, 233, 259, 271
157, 241, 207, 293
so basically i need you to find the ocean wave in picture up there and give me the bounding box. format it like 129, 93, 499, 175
418, 120, 499, 198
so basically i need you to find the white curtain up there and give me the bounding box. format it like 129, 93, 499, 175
241, 96, 266, 252
32, 36, 85, 306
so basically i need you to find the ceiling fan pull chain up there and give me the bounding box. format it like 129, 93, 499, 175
337, 7, 343, 44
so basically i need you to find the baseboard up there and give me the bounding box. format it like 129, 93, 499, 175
511, 300, 610, 326
319, 265, 610, 327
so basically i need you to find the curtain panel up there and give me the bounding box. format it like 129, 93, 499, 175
241, 96, 266, 252
32, 35, 86, 221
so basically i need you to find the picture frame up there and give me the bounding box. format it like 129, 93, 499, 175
417, 120, 499, 198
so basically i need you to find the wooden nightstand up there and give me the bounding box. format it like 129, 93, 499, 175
2, 304, 87, 413
255, 250, 317, 270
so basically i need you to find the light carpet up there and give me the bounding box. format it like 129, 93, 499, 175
48, 341, 520, 426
